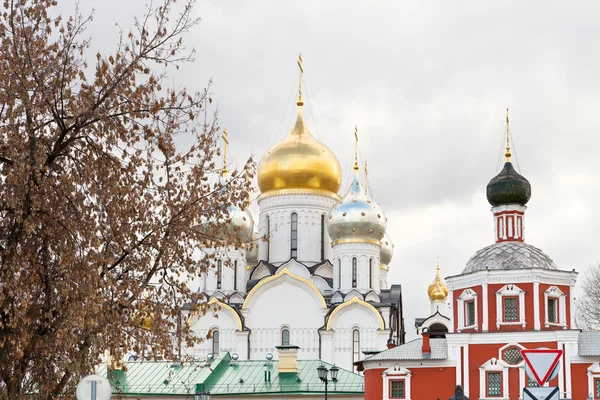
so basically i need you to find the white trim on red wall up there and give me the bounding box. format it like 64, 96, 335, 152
382, 365, 411, 400
495, 284, 526, 329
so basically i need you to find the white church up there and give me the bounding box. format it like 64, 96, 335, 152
184, 62, 405, 372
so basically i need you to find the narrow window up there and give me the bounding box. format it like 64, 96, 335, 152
338, 259, 342, 289
212, 330, 220, 355
266, 215, 270, 262
320, 214, 325, 261
281, 329, 290, 346
503, 297, 518, 322
290, 213, 298, 259
486, 372, 501, 397
548, 298, 558, 323
369, 258, 373, 289
390, 380, 405, 399
216, 259, 222, 290
352, 257, 357, 288
465, 300, 475, 326
595, 378, 600, 398
234, 260, 238, 291
352, 329, 360, 371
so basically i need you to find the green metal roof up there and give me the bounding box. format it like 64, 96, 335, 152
97, 352, 364, 397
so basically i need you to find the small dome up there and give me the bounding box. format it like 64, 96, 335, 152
327, 172, 386, 244
463, 241, 558, 274
380, 233, 394, 266
427, 266, 448, 301
226, 206, 254, 244
486, 162, 531, 207
246, 231, 259, 266
257, 110, 342, 197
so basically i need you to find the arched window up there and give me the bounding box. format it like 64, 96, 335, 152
290, 213, 298, 259
233, 260, 238, 291
212, 330, 220, 355
352, 257, 357, 288
338, 259, 342, 289
216, 260, 222, 290
352, 329, 360, 371
369, 258, 373, 289
320, 214, 325, 261
266, 215, 271, 262
281, 328, 290, 346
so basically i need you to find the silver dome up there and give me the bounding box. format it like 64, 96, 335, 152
380, 232, 394, 266
246, 230, 259, 265
463, 241, 558, 274
327, 173, 386, 244
226, 206, 254, 244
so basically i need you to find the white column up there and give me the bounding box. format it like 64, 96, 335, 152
558, 342, 565, 395
482, 283, 489, 332
565, 342, 572, 399
569, 283, 575, 328
463, 345, 470, 396
456, 345, 462, 385
533, 281, 541, 330
448, 290, 455, 333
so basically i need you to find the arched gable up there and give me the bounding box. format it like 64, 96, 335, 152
188, 297, 242, 331
243, 268, 326, 309
326, 296, 385, 330
276, 258, 311, 279
310, 275, 332, 293
250, 262, 272, 280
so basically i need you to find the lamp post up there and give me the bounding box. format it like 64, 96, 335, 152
317, 364, 339, 400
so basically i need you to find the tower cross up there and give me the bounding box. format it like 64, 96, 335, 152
297, 53, 304, 107
354, 125, 359, 172
505, 108, 511, 162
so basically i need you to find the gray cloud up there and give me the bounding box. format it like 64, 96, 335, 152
67, 0, 600, 340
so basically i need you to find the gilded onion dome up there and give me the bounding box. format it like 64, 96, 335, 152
257, 55, 342, 197
427, 263, 448, 301
327, 128, 386, 245
486, 108, 531, 207
380, 233, 394, 266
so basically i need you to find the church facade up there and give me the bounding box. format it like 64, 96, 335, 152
359, 113, 600, 400
184, 60, 404, 373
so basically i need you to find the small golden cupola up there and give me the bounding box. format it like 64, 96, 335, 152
257, 54, 342, 198
428, 259, 449, 301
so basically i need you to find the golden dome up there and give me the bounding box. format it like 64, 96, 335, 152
257, 108, 342, 197
427, 263, 448, 301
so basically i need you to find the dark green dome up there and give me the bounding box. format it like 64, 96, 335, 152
486, 162, 531, 207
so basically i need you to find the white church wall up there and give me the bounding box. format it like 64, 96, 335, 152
188, 303, 241, 359
242, 272, 328, 360
258, 194, 337, 266
327, 300, 389, 371
333, 243, 381, 293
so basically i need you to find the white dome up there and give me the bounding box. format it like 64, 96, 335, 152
463, 241, 558, 274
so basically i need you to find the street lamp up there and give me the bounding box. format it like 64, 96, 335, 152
317, 364, 339, 400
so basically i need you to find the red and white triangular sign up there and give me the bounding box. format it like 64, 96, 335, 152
521, 349, 563, 386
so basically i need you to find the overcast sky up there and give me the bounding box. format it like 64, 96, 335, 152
70, 0, 600, 341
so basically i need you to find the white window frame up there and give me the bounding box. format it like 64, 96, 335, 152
587, 362, 600, 399
544, 286, 567, 328
457, 289, 478, 332
382, 365, 411, 400
479, 357, 510, 400
495, 284, 526, 329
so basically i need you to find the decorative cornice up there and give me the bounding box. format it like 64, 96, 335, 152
326, 296, 385, 330
258, 188, 341, 201
332, 238, 381, 246
446, 268, 578, 290
242, 267, 326, 309
187, 297, 243, 331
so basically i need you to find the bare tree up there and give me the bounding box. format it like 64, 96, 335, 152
0, 0, 252, 398
576, 264, 600, 331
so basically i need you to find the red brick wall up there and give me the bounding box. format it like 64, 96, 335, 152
364, 368, 384, 400
410, 367, 456, 399
571, 363, 591, 400
468, 341, 559, 398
